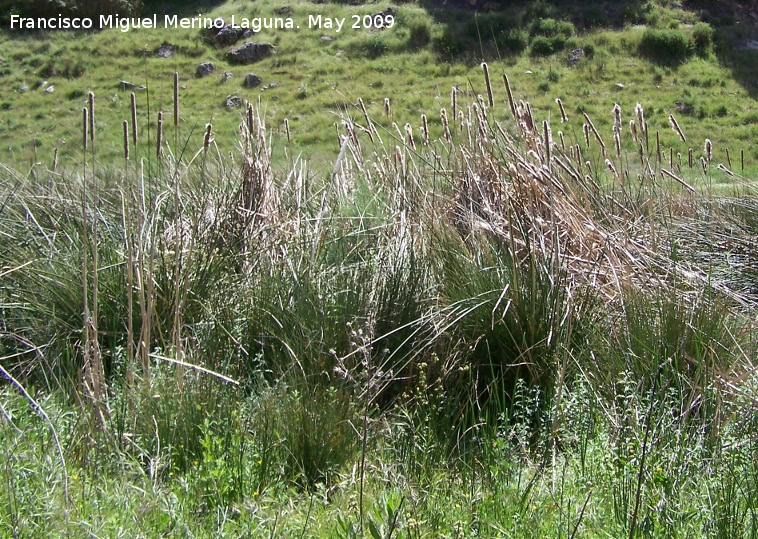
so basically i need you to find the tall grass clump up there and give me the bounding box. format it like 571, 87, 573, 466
1, 64, 758, 536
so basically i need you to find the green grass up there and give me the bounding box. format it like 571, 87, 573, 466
2, 70, 758, 535
0, 0, 757, 180
2, 1, 758, 536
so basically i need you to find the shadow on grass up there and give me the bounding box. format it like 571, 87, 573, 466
412, 0, 648, 63
682, 0, 758, 98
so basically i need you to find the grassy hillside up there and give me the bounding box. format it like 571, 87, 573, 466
0, 0, 757, 180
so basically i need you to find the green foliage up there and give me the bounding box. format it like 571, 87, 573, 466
271, 383, 357, 489
639, 28, 691, 63
530, 35, 566, 56
527, 18, 572, 57
2, 0, 138, 23
431, 30, 466, 58
692, 22, 715, 56
498, 29, 529, 54
406, 18, 431, 48
530, 18, 575, 40
351, 34, 389, 60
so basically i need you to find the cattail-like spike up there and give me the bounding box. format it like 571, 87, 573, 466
203, 123, 213, 152
358, 97, 372, 133
440, 108, 451, 142
526, 103, 536, 133
630, 120, 637, 142
482, 62, 494, 108
123, 120, 129, 160
635, 103, 646, 133
688, 148, 693, 168
52, 147, 58, 172
582, 111, 605, 151
88, 91, 95, 143
130, 92, 138, 146
384, 97, 391, 117
656, 130, 661, 163
503, 73, 516, 119
404, 123, 415, 150
284, 118, 291, 144
701, 156, 707, 174
247, 103, 254, 135
173, 72, 179, 127
605, 158, 620, 184
558, 130, 565, 151
543, 120, 552, 165
726, 148, 732, 168
83, 107, 88, 151
704, 138, 712, 161
612, 103, 621, 134
614, 131, 621, 158
421, 114, 429, 146
669, 114, 685, 142
156, 111, 163, 157
556, 98, 568, 123
583, 123, 590, 148
717, 163, 735, 177
451, 87, 458, 125
661, 167, 695, 191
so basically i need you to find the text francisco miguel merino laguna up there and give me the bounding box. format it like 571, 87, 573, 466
9, 14, 297, 32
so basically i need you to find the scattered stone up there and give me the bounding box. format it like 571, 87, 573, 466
273, 6, 291, 15
196, 62, 216, 78
242, 29, 256, 39
524, 70, 532, 74
321, 35, 332, 41
39, 80, 47, 88
119, 81, 147, 91
180, 85, 187, 89
18, 84, 27, 93
268, 81, 278, 89
568, 48, 585, 65
44, 85, 54, 93
227, 42, 275, 64
226, 95, 242, 109
157, 43, 176, 58
615, 83, 625, 89
244, 73, 262, 88
675, 101, 695, 115
216, 26, 240, 46
221, 72, 234, 82
734, 39, 758, 51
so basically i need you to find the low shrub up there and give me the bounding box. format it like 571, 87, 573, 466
531, 18, 575, 40
498, 29, 529, 54
432, 31, 466, 57
407, 19, 431, 48
692, 22, 714, 55
530, 35, 566, 56
639, 28, 691, 63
